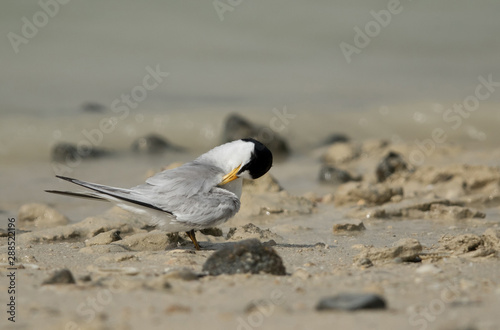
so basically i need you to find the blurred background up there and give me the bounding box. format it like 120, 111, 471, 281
1, 0, 500, 217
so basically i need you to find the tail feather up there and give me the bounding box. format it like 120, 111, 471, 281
50, 175, 172, 214
45, 190, 107, 201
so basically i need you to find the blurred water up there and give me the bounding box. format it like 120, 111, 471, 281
0, 0, 500, 160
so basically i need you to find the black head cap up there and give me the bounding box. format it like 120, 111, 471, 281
238, 138, 273, 179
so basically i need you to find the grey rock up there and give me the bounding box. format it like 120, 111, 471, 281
131, 134, 184, 154
202, 239, 286, 276
199, 227, 223, 237
357, 258, 373, 268
80, 102, 106, 113
333, 222, 366, 234
42, 269, 76, 285
316, 293, 387, 311
51, 142, 111, 162
376, 151, 409, 182
222, 113, 290, 158
318, 165, 360, 185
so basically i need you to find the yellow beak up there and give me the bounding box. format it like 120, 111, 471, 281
219, 165, 241, 186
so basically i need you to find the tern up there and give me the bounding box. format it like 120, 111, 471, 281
46, 138, 273, 250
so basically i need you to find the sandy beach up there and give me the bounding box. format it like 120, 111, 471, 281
1, 133, 500, 330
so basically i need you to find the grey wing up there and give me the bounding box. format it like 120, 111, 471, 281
142, 162, 224, 198
138, 163, 240, 229
153, 187, 241, 230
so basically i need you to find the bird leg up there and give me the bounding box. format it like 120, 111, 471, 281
186, 229, 201, 250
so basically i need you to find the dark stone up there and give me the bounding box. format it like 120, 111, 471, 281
51, 142, 111, 162
202, 239, 286, 276
316, 293, 387, 311
131, 134, 184, 154
222, 113, 290, 158
318, 165, 360, 185
357, 258, 373, 268
112, 230, 122, 241
80, 102, 106, 113
42, 269, 76, 285
79, 274, 92, 282
199, 227, 223, 237
320, 133, 350, 146
376, 151, 408, 182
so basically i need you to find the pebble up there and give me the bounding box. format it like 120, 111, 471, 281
357, 258, 373, 268
80, 101, 106, 113
316, 293, 387, 311
333, 222, 366, 234
202, 239, 286, 276
376, 151, 409, 182
318, 165, 360, 185
42, 269, 76, 285
51, 142, 111, 162
199, 227, 223, 237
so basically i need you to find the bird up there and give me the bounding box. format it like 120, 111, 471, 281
46, 138, 273, 250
